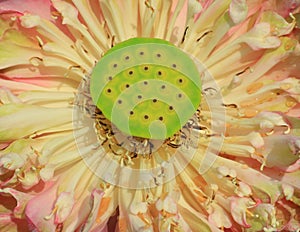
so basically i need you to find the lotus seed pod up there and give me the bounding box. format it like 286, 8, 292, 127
90, 38, 201, 140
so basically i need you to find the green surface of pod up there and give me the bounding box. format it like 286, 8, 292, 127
90, 38, 201, 140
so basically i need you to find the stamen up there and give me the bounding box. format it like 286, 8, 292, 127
111, 35, 115, 48
181, 26, 189, 43
196, 30, 213, 42
145, 0, 155, 14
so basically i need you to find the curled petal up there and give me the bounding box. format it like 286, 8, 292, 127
262, 135, 300, 169
229, 0, 248, 24
25, 182, 57, 231
260, 11, 296, 36
52, 192, 74, 224
238, 22, 281, 50
229, 197, 252, 227
208, 203, 232, 228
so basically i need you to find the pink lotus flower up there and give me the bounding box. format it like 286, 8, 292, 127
0, 0, 300, 231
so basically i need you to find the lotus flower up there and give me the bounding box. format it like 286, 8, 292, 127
0, 0, 300, 231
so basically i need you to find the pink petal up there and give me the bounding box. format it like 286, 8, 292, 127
0, 0, 52, 19
0, 188, 33, 218
25, 182, 57, 231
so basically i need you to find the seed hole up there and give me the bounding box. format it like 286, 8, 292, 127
108, 76, 113, 81
140, 51, 144, 55
144, 115, 149, 119
118, 100, 122, 104
125, 56, 130, 60
143, 81, 148, 85
159, 116, 163, 121
107, 88, 112, 93
144, 66, 149, 71
138, 95, 142, 99
172, 64, 177, 68
178, 79, 183, 83
158, 71, 162, 76
157, 53, 161, 58
169, 106, 174, 110
130, 111, 134, 115
129, 70, 133, 75
178, 93, 183, 98
161, 85, 166, 89
153, 99, 157, 103
113, 64, 118, 68
125, 84, 130, 88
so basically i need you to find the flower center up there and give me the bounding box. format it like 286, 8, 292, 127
90, 38, 201, 140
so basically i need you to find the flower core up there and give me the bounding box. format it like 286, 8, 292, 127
90, 38, 202, 140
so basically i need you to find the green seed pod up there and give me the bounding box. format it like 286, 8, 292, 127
90, 38, 201, 140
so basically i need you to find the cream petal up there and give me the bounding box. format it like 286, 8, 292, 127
0, 104, 72, 142
71, 0, 110, 50
262, 135, 300, 169
51, 0, 102, 60
282, 183, 294, 200
79, 189, 105, 232
183, 0, 231, 50
177, 201, 216, 232
0, 152, 25, 171
0, 36, 42, 69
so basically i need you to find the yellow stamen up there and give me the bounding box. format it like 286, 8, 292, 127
240, 108, 259, 118
240, 92, 276, 107
96, 197, 111, 223
280, 83, 292, 90
118, 217, 127, 232
285, 97, 297, 108
246, 82, 263, 94
246, 209, 255, 217
44, 206, 58, 220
